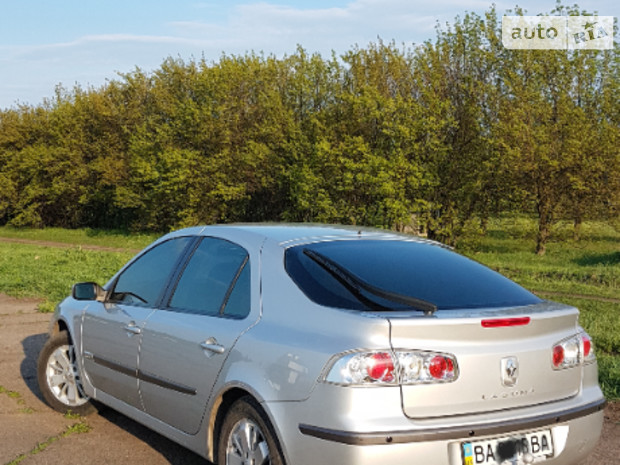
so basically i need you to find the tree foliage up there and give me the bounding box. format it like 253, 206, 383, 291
0, 4, 617, 252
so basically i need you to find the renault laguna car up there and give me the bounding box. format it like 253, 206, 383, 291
38, 224, 605, 465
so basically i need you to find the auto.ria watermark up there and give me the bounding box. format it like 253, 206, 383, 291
502, 16, 614, 50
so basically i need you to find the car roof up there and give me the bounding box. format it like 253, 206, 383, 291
170, 223, 439, 248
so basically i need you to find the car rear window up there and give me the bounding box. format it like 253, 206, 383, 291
285, 239, 542, 311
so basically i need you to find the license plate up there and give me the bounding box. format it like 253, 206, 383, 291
462, 429, 554, 465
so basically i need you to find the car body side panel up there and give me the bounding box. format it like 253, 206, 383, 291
217, 310, 391, 402
212, 238, 392, 402
138, 309, 257, 435
80, 302, 154, 408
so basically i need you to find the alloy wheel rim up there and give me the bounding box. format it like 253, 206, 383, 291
45, 344, 89, 407
226, 418, 270, 465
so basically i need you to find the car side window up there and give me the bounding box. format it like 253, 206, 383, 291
168, 237, 251, 318
110, 237, 194, 307
223, 262, 250, 318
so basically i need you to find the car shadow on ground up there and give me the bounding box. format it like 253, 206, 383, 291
20, 332, 48, 402
97, 409, 211, 465
21, 333, 211, 465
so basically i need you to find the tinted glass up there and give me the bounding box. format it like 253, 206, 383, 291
223, 263, 251, 318
111, 237, 193, 307
169, 237, 250, 317
286, 240, 541, 310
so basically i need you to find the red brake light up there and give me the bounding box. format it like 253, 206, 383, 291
367, 352, 395, 382
553, 345, 565, 367
429, 355, 454, 379
481, 317, 531, 328
582, 336, 591, 357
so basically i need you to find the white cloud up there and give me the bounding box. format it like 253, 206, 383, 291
1, 0, 617, 109
0, 0, 448, 107
169, 0, 441, 56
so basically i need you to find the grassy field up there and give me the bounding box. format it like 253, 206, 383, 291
0, 219, 618, 399
0, 226, 157, 249
0, 242, 135, 312
459, 217, 619, 299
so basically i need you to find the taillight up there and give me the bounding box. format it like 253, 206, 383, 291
429, 355, 455, 380
366, 352, 395, 382
552, 345, 565, 367
582, 333, 596, 363
582, 337, 591, 357
552, 331, 596, 370
324, 350, 458, 385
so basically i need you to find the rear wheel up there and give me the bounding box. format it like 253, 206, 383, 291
37, 331, 95, 415
217, 397, 285, 465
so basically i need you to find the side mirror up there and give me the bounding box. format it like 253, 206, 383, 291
72, 282, 106, 302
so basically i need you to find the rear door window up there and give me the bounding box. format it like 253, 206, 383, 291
168, 237, 250, 318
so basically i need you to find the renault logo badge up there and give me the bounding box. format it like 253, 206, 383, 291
501, 357, 519, 387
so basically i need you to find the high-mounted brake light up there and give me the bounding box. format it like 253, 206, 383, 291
552, 331, 596, 370
481, 317, 531, 328
324, 350, 458, 386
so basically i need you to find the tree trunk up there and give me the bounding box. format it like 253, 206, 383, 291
536, 203, 552, 256
573, 216, 582, 241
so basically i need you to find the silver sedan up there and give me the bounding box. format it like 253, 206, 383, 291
38, 225, 605, 465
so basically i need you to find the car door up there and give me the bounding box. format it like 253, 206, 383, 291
138, 236, 255, 435
81, 236, 195, 408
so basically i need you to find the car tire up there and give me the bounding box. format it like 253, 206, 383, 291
37, 331, 95, 415
217, 397, 285, 465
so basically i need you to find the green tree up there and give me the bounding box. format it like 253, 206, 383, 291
411, 11, 501, 244
495, 5, 619, 253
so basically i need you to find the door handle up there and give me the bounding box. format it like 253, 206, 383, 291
124, 323, 141, 335
200, 338, 225, 354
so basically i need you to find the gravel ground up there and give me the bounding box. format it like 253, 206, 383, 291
0, 293, 617, 465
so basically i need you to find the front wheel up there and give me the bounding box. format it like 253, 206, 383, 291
37, 331, 95, 415
217, 397, 285, 465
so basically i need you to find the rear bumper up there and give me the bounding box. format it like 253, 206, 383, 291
298, 397, 606, 445
266, 384, 605, 465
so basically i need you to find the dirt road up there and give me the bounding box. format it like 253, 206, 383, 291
0, 293, 618, 465
0, 294, 207, 465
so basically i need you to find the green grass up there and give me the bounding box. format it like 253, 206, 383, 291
0, 385, 36, 413
0, 242, 134, 312
459, 217, 619, 298
0, 227, 153, 311
0, 226, 156, 250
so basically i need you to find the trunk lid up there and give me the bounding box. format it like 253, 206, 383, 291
389, 301, 582, 419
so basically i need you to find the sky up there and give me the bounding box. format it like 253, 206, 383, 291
0, 0, 617, 110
